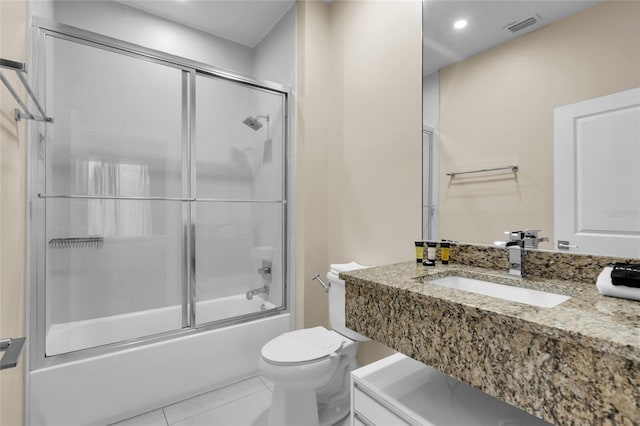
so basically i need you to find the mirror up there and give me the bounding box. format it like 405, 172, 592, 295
422, 0, 640, 257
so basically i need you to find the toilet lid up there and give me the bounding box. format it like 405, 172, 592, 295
329, 262, 368, 276
261, 326, 346, 365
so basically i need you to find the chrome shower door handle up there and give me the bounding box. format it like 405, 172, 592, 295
0, 337, 26, 370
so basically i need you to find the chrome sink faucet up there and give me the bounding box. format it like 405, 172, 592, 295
505, 229, 549, 249
505, 230, 549, 277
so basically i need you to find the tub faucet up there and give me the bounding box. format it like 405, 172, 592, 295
505, 230, 549, 277
246, 285, 269, 300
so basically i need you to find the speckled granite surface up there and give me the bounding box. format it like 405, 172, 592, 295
451, 243, 639, 283
342, 252, 640, 425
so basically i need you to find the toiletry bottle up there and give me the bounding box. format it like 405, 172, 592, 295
440, 241, 451, 264
414, 241, 424, 263
423, 241, 437, 266
427, 241, 437, 262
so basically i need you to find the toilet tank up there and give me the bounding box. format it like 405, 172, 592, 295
327, 263, 370, 341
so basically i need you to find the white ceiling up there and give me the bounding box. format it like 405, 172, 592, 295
117, 0, 295, 47
423, 0, 602, 76
115, 0, 602, 73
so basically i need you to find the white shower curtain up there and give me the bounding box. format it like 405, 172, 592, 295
87, 160, 152, 237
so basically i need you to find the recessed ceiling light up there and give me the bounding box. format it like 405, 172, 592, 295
454, 19, 468, 30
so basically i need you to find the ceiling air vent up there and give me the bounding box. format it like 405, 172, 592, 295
504, 14, 542, 33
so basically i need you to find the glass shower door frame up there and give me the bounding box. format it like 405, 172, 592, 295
30, 27, 195, 366
191, 71, 288, 328
28, 21, 290, 370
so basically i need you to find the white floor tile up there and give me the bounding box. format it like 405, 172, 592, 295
333, 416, 351, 426
172, 389, 271, 426
110, 409, 168, 426
164, 377, 268, 425
257, 375, 273, 390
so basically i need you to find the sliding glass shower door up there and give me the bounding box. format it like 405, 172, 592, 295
42, 36, 187, 356
34, 30, 288, 363
194, 74, 286, 326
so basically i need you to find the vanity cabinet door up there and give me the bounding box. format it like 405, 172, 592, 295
350, 353, 551, 426
353, 385, 412, 426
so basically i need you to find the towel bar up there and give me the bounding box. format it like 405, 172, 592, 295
0, 58, 53, 123
0, 337, 26, 370
446, 165, 518, 178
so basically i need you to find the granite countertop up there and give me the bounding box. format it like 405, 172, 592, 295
342, 260, 640, 424
342, 262, 640, 362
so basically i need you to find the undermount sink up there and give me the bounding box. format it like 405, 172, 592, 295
430, 275, 571, 308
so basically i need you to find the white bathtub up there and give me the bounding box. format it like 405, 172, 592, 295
30, 296, 290, 425
46, 294, 277, 356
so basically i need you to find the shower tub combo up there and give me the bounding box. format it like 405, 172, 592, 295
28, 22, 291, 425
45, 293, 277, 356
30, 300, 289, 425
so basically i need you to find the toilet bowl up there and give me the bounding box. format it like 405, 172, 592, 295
260, 262, 369, 426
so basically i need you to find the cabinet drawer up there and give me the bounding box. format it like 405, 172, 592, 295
353, 386, 411, 426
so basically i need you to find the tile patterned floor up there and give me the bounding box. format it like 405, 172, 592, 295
111, 376, 350, 426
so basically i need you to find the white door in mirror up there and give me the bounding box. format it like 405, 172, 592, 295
554, 87, 640, 258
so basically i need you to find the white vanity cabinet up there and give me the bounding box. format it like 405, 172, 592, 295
350, 353, 551, 426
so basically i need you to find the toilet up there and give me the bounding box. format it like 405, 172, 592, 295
259, 262, 369, 426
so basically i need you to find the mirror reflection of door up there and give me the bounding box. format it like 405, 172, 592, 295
554, 87, 640, 258
422, 127, 438, 241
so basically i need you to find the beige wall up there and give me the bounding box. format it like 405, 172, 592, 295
0, 0, 29, 424
295, 0, 332, 330
438, 1, 640, 247
297, 0, 423, 365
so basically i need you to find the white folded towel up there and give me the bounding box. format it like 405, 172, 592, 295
596, 267, 640, 301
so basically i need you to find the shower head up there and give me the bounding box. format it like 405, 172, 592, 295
243, 116, 263, 131
242, 114, 270, 131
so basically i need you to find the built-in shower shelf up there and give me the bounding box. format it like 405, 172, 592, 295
49, 237, 104, 249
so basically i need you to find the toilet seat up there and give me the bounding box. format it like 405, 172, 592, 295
261, 326, 347, 366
